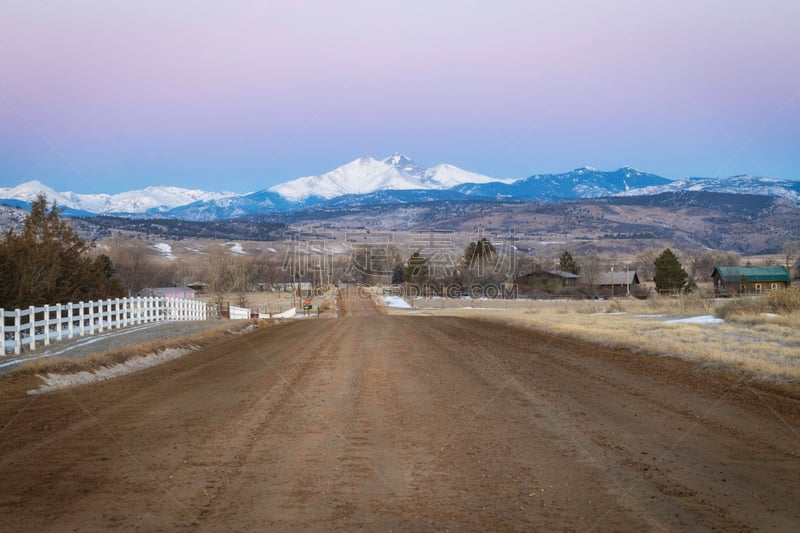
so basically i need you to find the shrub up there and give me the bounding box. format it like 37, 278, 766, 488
715, 287, 800, 319
766, 286, 800, 313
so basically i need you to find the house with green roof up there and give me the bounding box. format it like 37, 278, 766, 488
711, 266, 792, 296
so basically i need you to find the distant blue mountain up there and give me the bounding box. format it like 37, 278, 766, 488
157, 190, 318, 221
0, 199, 96, 218
154, 167, 674, 220
453, 166, 671, 201
318, 189, 473, 208
3, 159, 798, 223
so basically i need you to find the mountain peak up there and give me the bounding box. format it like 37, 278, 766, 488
382, 153, 425, 176
383, 152, 412, 166
267, 154, 501, 201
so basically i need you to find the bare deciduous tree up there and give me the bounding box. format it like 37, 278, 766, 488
631, 249, 661, 282
579, 252, 603, 297
206, 244, 233, 307
782, 241, 800, 271
107, 237, 158, 295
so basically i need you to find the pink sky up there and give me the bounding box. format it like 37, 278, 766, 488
1, 0, 798, 193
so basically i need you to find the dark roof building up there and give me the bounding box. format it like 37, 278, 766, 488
711, 266, 792, 296
594, 271, 640, 287
592, 270, 640, 297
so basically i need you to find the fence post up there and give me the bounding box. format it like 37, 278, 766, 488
15, 309, 22, 355
56, 303, 63, 342
43, 304, 50, 346
67, 302, 74, 339
29, 305, 36, 351
123, 297, 130, 327
81, 302, 87, 336
0, 307, 4, 356
88, 301, 95, 334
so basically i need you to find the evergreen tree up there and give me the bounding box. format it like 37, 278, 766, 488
0, 194, 125, 308
391, 263, 405, 285
404, 251, 429, 284
653, 248, 689, 292
462, 238, 496, 273
558, 251, 581, 274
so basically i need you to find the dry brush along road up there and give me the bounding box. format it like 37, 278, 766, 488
1, 287, 799, 531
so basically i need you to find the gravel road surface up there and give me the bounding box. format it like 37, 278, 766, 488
1, 287, 798, 531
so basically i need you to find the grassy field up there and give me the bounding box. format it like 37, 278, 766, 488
386, 290, 800, 382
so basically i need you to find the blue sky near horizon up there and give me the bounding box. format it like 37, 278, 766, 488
1, 0, 799, 194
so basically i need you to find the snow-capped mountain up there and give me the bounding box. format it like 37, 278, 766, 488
267, 154, 509, 201
0, 180, 235, 214
454, 166, 672, 200
616, 175, 800, 204
2, 155, 799, 222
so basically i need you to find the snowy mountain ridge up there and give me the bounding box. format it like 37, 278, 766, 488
267, 154, 510, 201
2, 155, 799, 221
615, 175, 800, 204
0, 180, 235, 214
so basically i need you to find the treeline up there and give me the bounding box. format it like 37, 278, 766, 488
0, 195, 124, 309
86, 215, 287, 241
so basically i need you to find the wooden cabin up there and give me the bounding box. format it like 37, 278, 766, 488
593, 270, 640, 298
516, 270, 580, 294
711, 266, 792, 296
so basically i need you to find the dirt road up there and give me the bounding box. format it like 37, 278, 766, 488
1, 287, 799, 531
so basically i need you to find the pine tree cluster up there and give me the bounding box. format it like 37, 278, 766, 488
0, 195, 125, 309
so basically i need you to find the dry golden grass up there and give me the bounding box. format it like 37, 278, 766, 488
397, 292, 800, 382
15, 319, 277, 377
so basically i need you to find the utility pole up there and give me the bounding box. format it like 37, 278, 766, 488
626, 265, 630, 296
611, 265, 615, 298
290, 243, 296, 308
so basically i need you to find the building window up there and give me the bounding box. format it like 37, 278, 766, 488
771, 283, 778, 290
755, 283, 762, 293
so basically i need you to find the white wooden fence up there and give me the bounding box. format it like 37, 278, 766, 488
228, 305, 251, 320
2, 297, 208, 356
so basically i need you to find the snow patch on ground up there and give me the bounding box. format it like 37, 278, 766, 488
153, 243, 176, 260
664, 315, 724, 324
273, 307, 297, 318
28, 347, 197, 395
383, 295, 412, 309
228, 242, 247, 254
